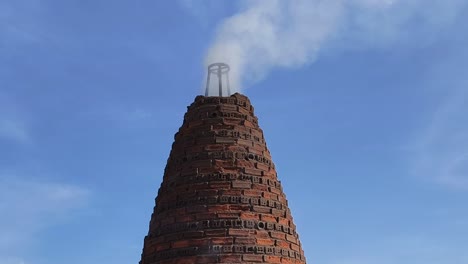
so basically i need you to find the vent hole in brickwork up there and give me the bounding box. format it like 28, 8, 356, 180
257, 221, 265, 229
211, 113, 217, 118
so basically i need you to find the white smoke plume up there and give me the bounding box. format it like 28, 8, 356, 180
204, 0, 466, 93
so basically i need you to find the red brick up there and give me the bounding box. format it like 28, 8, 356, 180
220, 189, 243, 196
195, 255, 218, 263
290, 243, 300, 251
261, 214, 277, 223
174, 257, 199, 264
229, 204, 251, 211
232, 181, 252, 189
255, 230, 271, 238
219, 255, 242, 262
243, 254, 264, 262
172, 240, 190, 248
252, 206, 271, 213
243, 189, 263, 197
257, 238, 275, 246
160, 216, 175, 225
172, 239, 208, 248
235, 237, 256, 244
211, 237, 233, 244
204, 144, 224, 151
139, 94, 306, 264
264, 255, 282, 263
236, 159, 256, 168
281, 257, 296, 264
204, 229, 226, 236
195, 212, 217, 220
183, 231, 204, 238
252, 183, 269, 191
270, 232, 286, 240
217, 212, 240, 219
176, 215, 196, 222
155, 242, 171, 251
271, 208, 286, 217
263, 192, 279, 200
207, 204, 230, 212
244, 168, 263, 176
286, 234, 298, 243
276, 239, 290, 248
240, 212, 259, 220
278, 217, 290, 226
228, 229, 254, 236
255, 162, 270, 171
197, 189, 218, 196
209, 182, 231, 189
269, 186, 282, 194
186, 205, 207, 213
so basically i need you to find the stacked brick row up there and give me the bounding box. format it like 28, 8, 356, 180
140, 93, 306, 264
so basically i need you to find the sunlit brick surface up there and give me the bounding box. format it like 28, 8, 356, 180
139, 93, 306, 264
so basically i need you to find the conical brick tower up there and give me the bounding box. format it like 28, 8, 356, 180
139, 64, 306, 264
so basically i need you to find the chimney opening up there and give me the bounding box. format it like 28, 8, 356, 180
205, 62, 231, 97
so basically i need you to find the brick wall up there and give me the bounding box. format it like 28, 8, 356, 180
139, 93, 306, 264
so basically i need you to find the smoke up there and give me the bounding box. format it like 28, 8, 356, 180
204, 0, 466, 92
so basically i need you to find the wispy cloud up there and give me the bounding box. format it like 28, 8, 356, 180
80, 106, 154, 124
0, 118, 29, 143
178, 0, 210, 21
177, 0, 229, 26
0, 175, 90, 261
0, 0, 45, 49
0, 94, 30, 144
0, 257, 26, 264
412, 90, 468, 190
120, 108, 153, 122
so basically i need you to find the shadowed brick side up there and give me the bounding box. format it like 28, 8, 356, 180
139, 93, 306, 264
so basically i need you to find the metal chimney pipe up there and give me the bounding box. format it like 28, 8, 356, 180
205, 62, 231, 97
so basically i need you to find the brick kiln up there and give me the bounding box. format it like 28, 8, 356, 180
139, 64, 306, 264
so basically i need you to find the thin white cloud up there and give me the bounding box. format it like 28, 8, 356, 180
0, 118, 29, 143
0, 175, 90, 261
0, 0, 45, 49
412, 90, 468, 190
178, 0, 209, 20
121, 108, 153, 122
0, 94, 30, 144
80, 106, 153, 124
0, 257, 26, 264
177, 0, 228, 25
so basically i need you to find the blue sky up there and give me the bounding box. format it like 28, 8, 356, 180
1, 1, 468, 264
